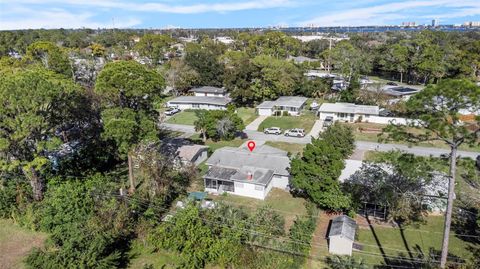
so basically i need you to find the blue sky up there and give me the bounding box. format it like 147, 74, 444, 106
1, 0, 479, 30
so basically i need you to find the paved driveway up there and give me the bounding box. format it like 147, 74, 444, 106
245, 115, 268, 131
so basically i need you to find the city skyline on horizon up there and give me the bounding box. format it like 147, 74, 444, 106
1, 0, 480, 30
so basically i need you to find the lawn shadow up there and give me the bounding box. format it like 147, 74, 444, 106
366, 215, 389, 265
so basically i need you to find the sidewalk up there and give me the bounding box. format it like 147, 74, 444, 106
308, 120, 324, 138
245, 115, 268, 131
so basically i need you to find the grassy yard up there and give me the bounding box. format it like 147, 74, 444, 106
166, 110, 198, 125
189, 134, 247, 152
354, 216, 475, 265
210, 188, 308, 231
257, 113, 317, 133
265, 141, 305, 156
344, 122, 480, 152
0, 219, 47, 269
128, 240, 181, 269
236, 107, 257, 126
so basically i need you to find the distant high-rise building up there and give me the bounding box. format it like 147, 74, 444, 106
402, 22, 416, 27
463, 21, 480, 27
432, 19, 438, 27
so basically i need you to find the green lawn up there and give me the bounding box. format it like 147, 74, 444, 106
355, 216, 475, 265
257, 113, 317, 133
265, 141, 305, 156
189, 134, 247, 152
128, 239, 181, 269
166, 110, 198, 125
210, 188, 308, 231
0, 219, 47, 269
236, 107, 257, 125
345, 122, 480, 152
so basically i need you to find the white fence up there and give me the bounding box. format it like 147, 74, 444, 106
367, 116, 410, 125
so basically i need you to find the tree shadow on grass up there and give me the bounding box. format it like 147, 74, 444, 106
373, 247, 466, 269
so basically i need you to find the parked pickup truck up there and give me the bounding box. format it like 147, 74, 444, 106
323, 116, 334, 127
264, 127, 282, 135
165, 107, 180, 116
284, 128, 306, 137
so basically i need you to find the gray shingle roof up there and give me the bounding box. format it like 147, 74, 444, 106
168, 96, 231, 106
205, 146, 290, 176
189, 86, 226, 94
318, 102, 379, 115
205, 166, 238, 181
256, 96, 308, 109
328, 215, 357, 241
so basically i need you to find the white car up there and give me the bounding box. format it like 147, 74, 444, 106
264, 127, 282, 135
165, 107, 180, 116
284, 128, 306, 137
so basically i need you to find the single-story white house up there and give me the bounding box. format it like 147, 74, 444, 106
318, 102, 379, 122
287, 55, 319, 65
256, 96, 308, 116
203, 143, 291, 200
328, 215, 357, 256
189, 86, 228, 97
167, 96, 231, 110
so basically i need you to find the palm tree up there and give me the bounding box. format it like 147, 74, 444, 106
194, 110, 209, 142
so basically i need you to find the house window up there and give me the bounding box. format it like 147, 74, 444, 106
255, 185, 264, 191
192, 104, 200, 108
365, 114, 370, 118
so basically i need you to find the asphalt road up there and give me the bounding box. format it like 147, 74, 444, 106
161, 123, 479, 159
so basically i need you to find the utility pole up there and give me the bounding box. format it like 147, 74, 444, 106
128, 154, 136, 194
440, 146, 457, 268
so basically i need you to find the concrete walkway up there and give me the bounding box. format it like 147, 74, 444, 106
308, 120, 324, 138
245, 115, 268, 131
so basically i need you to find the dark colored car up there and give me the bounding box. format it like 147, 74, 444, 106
476, 155, 480, 170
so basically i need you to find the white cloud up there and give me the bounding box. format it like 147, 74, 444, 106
0, 8, 141, 30
3, 0, 295, 14
299, 0, 480, 26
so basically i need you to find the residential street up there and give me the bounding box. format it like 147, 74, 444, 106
162, 123, 479, 159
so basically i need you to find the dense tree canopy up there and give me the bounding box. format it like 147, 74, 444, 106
25, 41, 71, 77
0, 68, 80, 200
290, 123, 353, 211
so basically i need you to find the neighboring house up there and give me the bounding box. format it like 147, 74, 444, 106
304, 70, 335, 79
203, 144, 291, 200
256, 96, 308, 116
167, 96, 231, 110
341, 161, 448, 213
328, 215, 357, 256
177, 144, 209, 166
318, 102, 379, 123
287, 55, 319, 64
367, 85, 420, 102
189, 86, 228, 97
214, 36, 235, 44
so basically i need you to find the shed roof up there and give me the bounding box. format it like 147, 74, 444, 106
328, 215, 357, 241
177, 145, 208, 162
318, 102, 379, 115
168, 96, 231, 106
256, 96, 308, 109
189, 86, 226, 94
